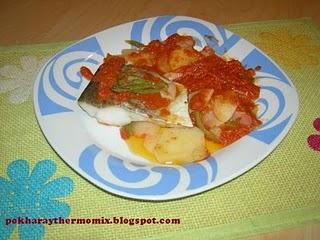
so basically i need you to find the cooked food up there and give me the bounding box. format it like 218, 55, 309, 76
121, 121, 208, 164
79, 34, 262, 165
79, 58, 192, 127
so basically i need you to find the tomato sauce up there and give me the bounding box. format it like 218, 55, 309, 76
127, 34, 202, 73
83, 54, 170, 109
80, 66, 94, 81
112, 91, 171, 109
80, 33, 261, 146
175, 55, 257, 97
132, 93, 170, 110
172, 52, 261, 145
94, 54, 125, 101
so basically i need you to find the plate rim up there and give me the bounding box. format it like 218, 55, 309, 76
33, 15, 300, 201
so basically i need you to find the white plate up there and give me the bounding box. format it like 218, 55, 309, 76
33, 16, 299, 200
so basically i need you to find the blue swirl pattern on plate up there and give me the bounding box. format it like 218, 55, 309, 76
249, 85, 292, 144
242, 49, 291, 86
131, 15, 240, 55
241, 50, 294, 144
35, 16, 298, 199
78, 144, 218, 196
38, 37, 104, 116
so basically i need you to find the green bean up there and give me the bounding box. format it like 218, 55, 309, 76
113, 76, 167, 94
125, 40, 146, 48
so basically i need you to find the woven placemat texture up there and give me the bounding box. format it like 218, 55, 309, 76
0, 18, 320, 240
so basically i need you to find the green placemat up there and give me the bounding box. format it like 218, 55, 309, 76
1, 18, 320, 240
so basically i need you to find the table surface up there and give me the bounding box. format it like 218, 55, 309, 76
1, 0, 320, 239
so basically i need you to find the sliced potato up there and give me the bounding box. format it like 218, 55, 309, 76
169, 48, 201, 70
153, 127, 209, 164
213, 95, 237, 123
131, 121, 160, 138
157, 55, 171, 73
144, 134, 159, 153
126, 52, 155, 67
